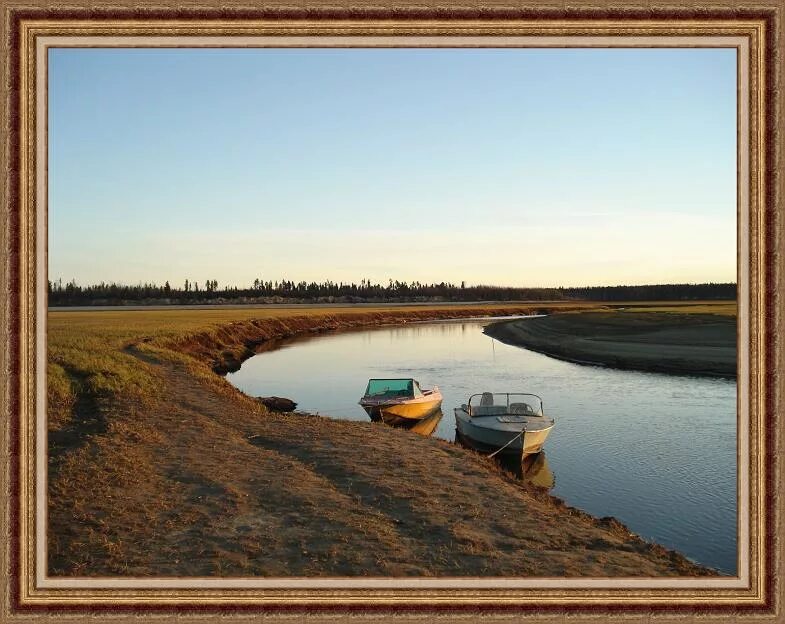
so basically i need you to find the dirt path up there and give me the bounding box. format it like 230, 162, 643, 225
48, 342, 716, 577
485, 312, 736, 377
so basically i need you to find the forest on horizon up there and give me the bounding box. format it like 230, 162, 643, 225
47, 278, 737, 306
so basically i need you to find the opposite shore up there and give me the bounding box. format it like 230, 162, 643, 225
484, 307, 736, 378
48, 303, 724, 577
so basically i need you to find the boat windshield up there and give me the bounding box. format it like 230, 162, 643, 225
468, 393, 543, 417
365, 379, 414, 399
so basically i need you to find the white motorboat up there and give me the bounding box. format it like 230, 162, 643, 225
454, 392, 554, 457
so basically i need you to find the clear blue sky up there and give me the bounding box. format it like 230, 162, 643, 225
49, 47, 736, 288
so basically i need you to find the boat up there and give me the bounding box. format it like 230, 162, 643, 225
359, 378, 443, 426
454, 392, 554, 457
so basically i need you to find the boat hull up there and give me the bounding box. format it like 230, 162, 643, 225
362, 397, 443, 426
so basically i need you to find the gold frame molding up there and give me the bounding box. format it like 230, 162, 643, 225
2, 2, 781, 622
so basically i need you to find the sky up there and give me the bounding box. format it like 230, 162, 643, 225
48, 47, 737, 289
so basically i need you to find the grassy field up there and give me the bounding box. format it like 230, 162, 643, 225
609, 302, 737, 316
47, 300, 735, 414
47, 301, 725, 577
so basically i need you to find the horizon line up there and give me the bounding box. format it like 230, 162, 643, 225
47, 278, 738, 289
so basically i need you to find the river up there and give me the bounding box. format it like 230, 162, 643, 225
227, 317, 737, 574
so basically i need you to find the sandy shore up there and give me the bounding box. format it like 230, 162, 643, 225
484, 311, 736, 377
48, 306, 716, 577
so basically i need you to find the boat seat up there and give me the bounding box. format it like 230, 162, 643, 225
510, 402, 535, 416
471, 405, 507, 417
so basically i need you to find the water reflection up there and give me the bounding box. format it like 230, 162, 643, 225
400, 409, 444, 437
496, 451, 555, 489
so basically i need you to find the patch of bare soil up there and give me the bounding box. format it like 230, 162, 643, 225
485, 312, 736, 377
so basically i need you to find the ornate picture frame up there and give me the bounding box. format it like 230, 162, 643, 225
1, 1, 781, 622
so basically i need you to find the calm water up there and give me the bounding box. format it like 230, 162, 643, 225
227, 317, 737, 574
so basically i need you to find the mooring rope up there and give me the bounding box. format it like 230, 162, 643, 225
487, 430, 525, 458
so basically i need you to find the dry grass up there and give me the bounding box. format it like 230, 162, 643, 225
47, 302, 722, 577
611, 302, 737, 316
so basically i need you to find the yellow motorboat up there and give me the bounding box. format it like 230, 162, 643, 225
359, 378, 442, 426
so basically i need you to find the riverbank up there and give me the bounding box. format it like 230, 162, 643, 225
48, 304, 715, 577
484, 306, 736, 377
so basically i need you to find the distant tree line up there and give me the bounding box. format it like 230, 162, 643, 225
47, 278, 736, 306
